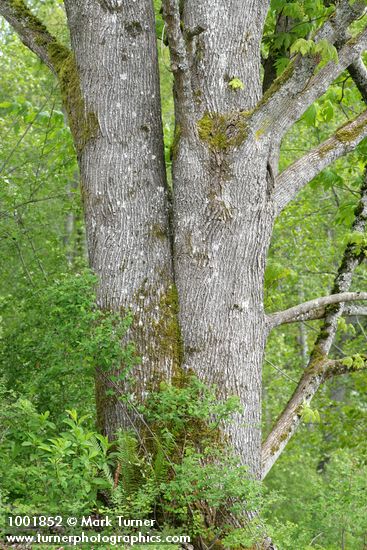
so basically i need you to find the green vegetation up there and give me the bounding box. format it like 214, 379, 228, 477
0, 369, 261, 547
198, 111, 250, 150
0, 1, 367, 549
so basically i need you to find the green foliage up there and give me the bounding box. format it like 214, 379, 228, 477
263, 0, 335, 80
265, 447, 367, 548
274, 56, 291, 76
290, 38, 338, 64
341, 353, 366, 370
228, 77, 245, 90
128, 375, 262, 543
0, 377, 261, 547
299, 401, 321, 423
337, 317, 356, 336
290, 38, 338, 70
264, 259, 297, 308
264, 63, 367, 547
0, 271, 138, 415
140, 375, 241, 434
290, 37, 315, 56
1, 3, 367, 549
345, 230, 367, 255
0, 394, 111, 516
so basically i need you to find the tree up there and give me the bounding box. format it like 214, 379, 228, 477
1, 0, 367, 545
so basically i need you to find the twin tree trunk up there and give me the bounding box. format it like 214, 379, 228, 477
64, 0, 273, 478
3, 0, 367, 547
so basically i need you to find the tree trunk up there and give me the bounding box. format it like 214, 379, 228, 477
168, 0, 272, 477
63, 0, 178, 438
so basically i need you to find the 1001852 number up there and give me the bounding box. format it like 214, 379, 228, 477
8, 516, 63, 528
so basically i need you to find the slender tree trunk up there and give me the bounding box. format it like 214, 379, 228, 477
63, 0, 178, 437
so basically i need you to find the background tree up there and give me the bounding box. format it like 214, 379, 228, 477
1, 0, 367, 548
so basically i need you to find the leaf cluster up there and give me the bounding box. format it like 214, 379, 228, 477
0, 271, 137, 416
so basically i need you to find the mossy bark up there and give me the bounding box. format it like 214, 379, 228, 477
48, 43, 100, 155
63, 0, 178, 438
167, 0, 273, 481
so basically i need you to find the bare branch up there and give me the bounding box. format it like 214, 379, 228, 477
262, 169, 367, 480
273, 109, 367, 214
268, 292, 367, 328
261, 354, 367, 479
266, 304, 367, 325
0, 0, 62, 73
253, 0, 367, 140
344, 305, 367, 317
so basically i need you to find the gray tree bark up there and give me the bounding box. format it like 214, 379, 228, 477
164, 0, 272, 477
2, 1, 367, 545
62, 0, 178, 437
163, 0, 367, 478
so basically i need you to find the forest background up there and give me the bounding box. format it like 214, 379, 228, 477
0, 1, 367, 549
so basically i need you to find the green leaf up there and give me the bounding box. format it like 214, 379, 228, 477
314, 39, 339, 69
274, 57, 291, 76
300, 402, 321, 423
228, 77, 245, 90
282, 2, 305, 18
341, 357, 354, 368
290, 38, 315, 56
303, 103, 318, 126
321, 100, 334, 122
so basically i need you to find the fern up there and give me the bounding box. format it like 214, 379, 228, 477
113, 430, 142, 496
101, 462, 114, 490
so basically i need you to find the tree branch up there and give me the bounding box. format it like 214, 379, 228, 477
253, 0, 367, 140
0, 0, 62, 74
267, 292, 367, 328
262, 169, 367, 480
348, 57, 367, 104
338, 8, 367, 103
325, 355, 367, 379
266, 304, 367, 325
273, 109, 367, 214
261, 354, 367, 480
344, 305, 367, 317
161, 0, 193, 121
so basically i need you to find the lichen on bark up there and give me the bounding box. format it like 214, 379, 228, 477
335, 115, 367, 143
